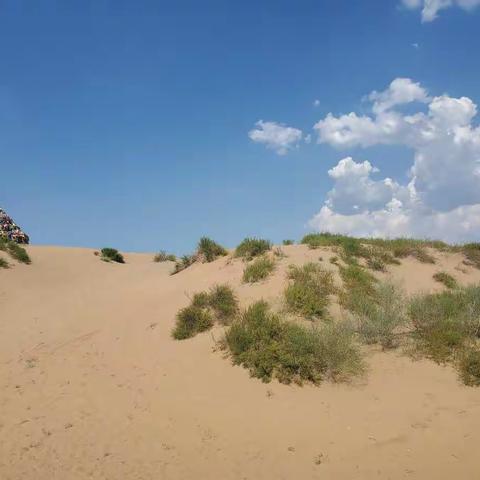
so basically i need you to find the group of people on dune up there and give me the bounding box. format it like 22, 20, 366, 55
0, 208, 29, 244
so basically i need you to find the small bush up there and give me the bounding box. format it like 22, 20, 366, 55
224, 301, 363, 384
458, 347, 480, 386
0, 257, 9, 269
463, 243, 480, 269
409, 286, 480, 362
172, 254, 196, 275
352, 282, 407, 349
172, 305, 214, 340
235, 237, 272, 259
153, 251, 176, 262
433, 271, 458, 289
284, 263, 335, 319
338, 264, 377, 313
243, 256, 275, 283
282, 239, 294, 246
208, 284, 239, 324
197, 237, 228, 263
172, 284, 239, 339
100, 248, 125, 264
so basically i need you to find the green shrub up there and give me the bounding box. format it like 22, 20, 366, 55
235, 237, 272, 259
409, 286, 480, 362
208, 284, 239, 324
352, 282, 407, 349
243, 256, 275, 283
171, 254, 196, 275
339, 264, 377, 313
224, 301, 363, 384
197, 237, 228, 262
100, 248, 124, 264
284, 263, 335, 319
433, 271, 458, 289
282, 239, 294, 246
463, 243, 480, 269
172, 284, 239, 339
458, 347, 480, 386
172, 305, 214, 340
153, 251, 176, 262
0, 257, 9, 269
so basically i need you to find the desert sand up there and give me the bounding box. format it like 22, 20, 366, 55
1, 244, 480, 479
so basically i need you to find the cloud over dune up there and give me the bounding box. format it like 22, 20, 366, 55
310, 78, 480, 242
401, 0, 480, 22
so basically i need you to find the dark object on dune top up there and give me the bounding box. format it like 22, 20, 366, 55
0, 208, 29, 244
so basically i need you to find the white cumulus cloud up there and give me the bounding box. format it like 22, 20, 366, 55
249, 120, 303, 155
309, 78, 480, 242
401, 0, 480, 22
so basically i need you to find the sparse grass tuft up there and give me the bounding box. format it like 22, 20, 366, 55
235, 238, 272, 260
352, 282, 407, 349
282, 239, 294, 246
462, 243, 480, 269
208, 284, 239, 324
197, 237, 228, 262
171, 254, 196, 275
433, 271, 458, 289
409, 286, 480, 363
172, 305, 214, 340
153, 251, 176, 262
243, 256, 275, 283
224, 301, 363, 384
459, 347, 480, 386
100, 248, 124, 264
172, 284, 238, 339
338, 263, 377, 313
0, 257, 9, 269
284, 263, 335, 319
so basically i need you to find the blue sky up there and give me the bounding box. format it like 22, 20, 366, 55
1, 0, 479, 253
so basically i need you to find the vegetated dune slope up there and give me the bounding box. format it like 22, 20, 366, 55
1, 245, 480, 480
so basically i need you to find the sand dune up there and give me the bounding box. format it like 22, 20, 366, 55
1, 245, 480, 479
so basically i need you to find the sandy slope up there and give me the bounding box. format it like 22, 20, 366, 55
1, 245, 480, 479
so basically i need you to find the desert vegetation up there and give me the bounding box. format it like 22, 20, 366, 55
197, 237, 228, 262
223, 301, 363, 384
235, 237, 272, 260
433, 271, 458, 289
172, 284, 238, 339
0, 257, 9, 268
100, 247, 125, 264
243, 256, 275, 283
153, 251, 176, 262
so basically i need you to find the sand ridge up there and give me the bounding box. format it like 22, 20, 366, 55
1, 244, 480, 479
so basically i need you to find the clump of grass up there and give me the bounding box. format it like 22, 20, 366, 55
235, 237, 272, 260
197, 237, 228, 262
330, 256, 339, 265
282, 239, 294, 246
352, 282, 407, 349
208, 284, 239, 323
338, 263, 377, 313
273, 247, 287, 259
100, 248, 124, 264
243, 256, 275, 283
0, 257, 9, 269
462, 243, 480, 269
409, 286, 480, 363
433, 271, 458, 289
284, 263, 335, 319
153, 251, 176, 262
0, 238, 31, 264
172, 284, 238, 339
458, 347, 480, 386
224, 301, 363, 384
171, 254, 196, 275
172, 305, 214, 340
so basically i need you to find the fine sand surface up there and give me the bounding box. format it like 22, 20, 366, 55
1, 245, 480, 479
